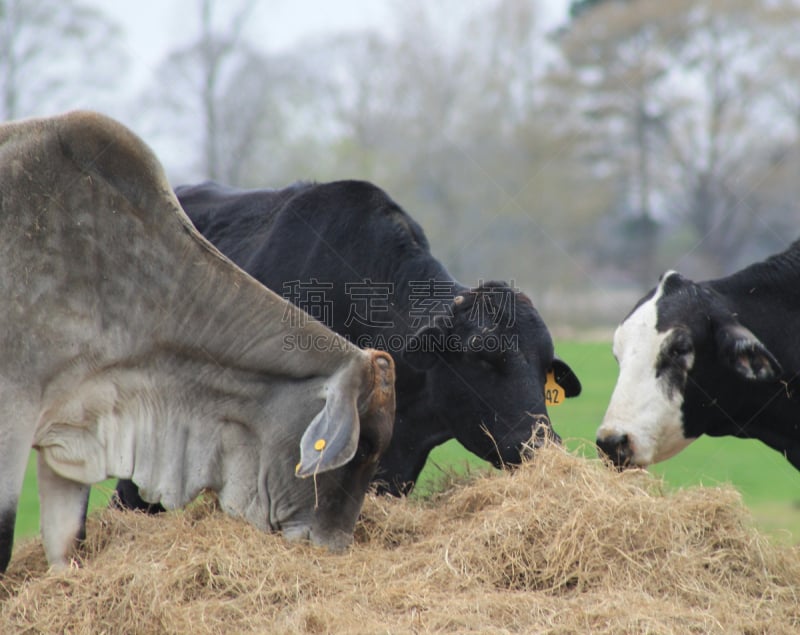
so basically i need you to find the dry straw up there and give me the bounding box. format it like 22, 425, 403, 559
2, 444, 799, 634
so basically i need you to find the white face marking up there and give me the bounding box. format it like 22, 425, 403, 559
598, 275, 696, 465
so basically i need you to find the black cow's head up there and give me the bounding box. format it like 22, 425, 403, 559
401, 281, 581, 470
597, 271, 782, 468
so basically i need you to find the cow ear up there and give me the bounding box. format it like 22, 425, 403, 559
296, 376, 361, 478
402, 324, 445, 371
551, 357, 582, 398
714, 322, 782, 382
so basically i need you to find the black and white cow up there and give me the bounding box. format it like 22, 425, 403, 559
597, 242, 800, 469
115, 179, 581, 502
0, 111, 395, 572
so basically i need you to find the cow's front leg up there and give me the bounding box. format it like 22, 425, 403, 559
37, 454, 90, 570
0, 405, 38, 574
0, 448, 28, 573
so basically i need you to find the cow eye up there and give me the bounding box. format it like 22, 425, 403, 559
669, 336, 693, 359
467, 352, 493, 371
465, 335, 504, 370
665, 331, 694, 370
473, 351, 505, 372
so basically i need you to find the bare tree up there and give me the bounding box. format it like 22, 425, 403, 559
549, 0, 694, 285
313, 4, 479, 273
664, 1, 780, 275
303, 1, 604, 293
142, 0, 288, 183
754, 0, 800, 227
549, 0, 799, 280
195, 0, 255, 180
0, 0, 125, 120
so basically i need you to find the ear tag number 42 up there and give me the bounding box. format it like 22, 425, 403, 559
545, 370, 565, 407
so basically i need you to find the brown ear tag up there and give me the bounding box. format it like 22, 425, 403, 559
545, 370, 565, 407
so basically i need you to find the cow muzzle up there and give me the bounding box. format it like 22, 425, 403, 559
596, 433, 634, 470
532, 415, 561, 448
282, 524, 354, 553
517, 415, 561, 463
310, 527, 353, 553
485, 415, 561, 469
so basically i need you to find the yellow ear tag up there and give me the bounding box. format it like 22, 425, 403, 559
545, 371, 565, 407
314, 439, 326, 451
295, 462, 301, 474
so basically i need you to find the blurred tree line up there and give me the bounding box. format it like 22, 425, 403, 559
3, 0, 800, 329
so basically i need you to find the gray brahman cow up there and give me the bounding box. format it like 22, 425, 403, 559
0, 111, 395, 572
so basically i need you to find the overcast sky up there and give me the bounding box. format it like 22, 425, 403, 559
108, 1, 393, 87
81, 0, 569, 177
96, 0, 570, 94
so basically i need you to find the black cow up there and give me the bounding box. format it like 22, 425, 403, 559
116, 179, 580, 503
597, 241, 800, 470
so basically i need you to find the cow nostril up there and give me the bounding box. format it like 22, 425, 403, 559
537, 425, 561, 445
530, 419, 561, 450
596, 433, 633, 469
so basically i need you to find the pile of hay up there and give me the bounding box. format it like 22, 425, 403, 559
2, 445, 799, 634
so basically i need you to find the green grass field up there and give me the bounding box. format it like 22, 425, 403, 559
14, 340, 800, 544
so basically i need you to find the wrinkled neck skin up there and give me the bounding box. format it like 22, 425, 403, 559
33, 349, 324, 535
